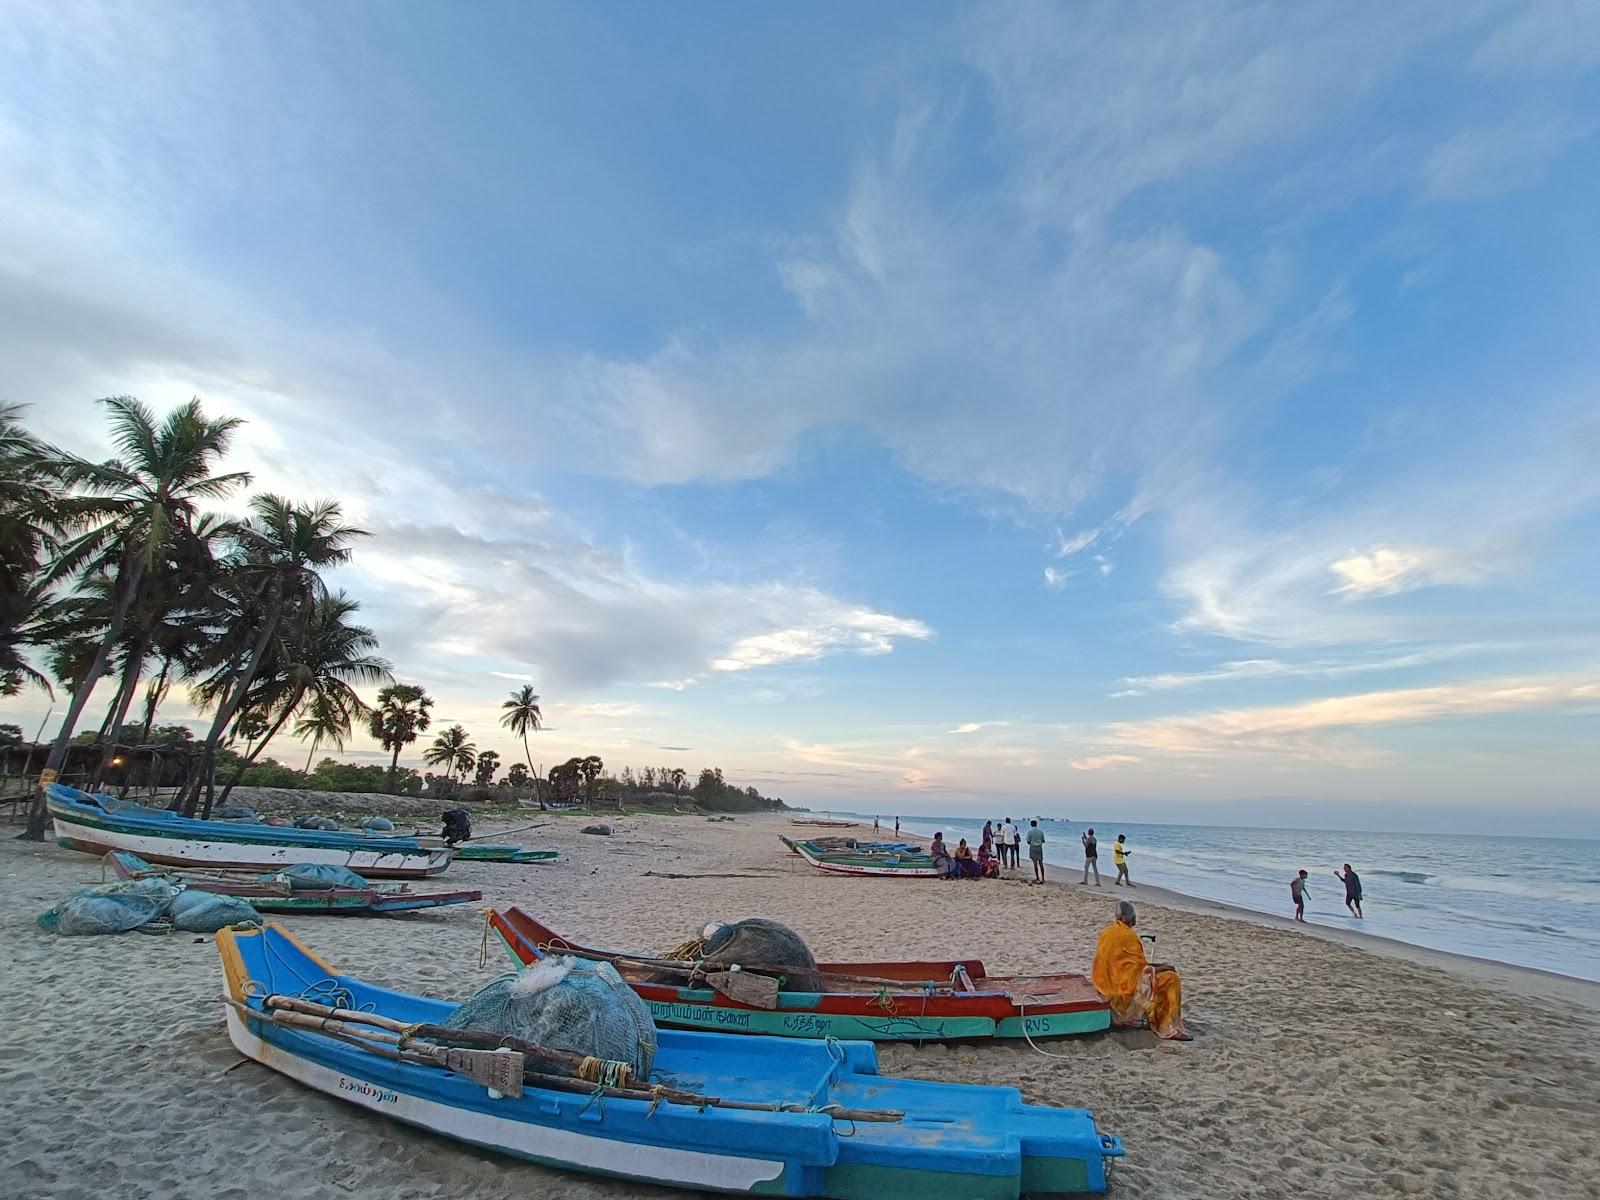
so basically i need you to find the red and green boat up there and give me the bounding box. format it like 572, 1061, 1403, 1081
487, 908, 1111, 1042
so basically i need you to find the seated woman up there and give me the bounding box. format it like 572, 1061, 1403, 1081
954, 838, 981, 878
1091, 901, 1190, 1040
975, 843, 1000, 878
929, 832, 957, 878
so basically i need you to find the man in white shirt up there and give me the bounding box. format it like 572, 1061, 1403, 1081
999, 818, 1019, 869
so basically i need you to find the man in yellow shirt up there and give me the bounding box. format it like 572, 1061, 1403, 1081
1112, 834, 1134, 886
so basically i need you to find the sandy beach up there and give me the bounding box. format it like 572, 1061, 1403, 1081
3, 811, 1598, 1200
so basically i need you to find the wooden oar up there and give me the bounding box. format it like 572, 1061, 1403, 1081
532, 941, 957, 995
242, 994, 902, 1123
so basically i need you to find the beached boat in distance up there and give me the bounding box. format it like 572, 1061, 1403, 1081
46, 784, 451, 878
448, 844, 558, 864
217, 924, 1122, 1196
488, 908, 1112, 1042
781, 835, 941, 877
105, 851, 482, 915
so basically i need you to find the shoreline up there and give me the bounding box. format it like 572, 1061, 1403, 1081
867, 814, 1600, 999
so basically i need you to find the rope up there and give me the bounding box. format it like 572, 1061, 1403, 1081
1014, 997, 1078, 1061
478, 912, 492, 969
576, 1056, 635, 1089
662, 938, 705, 961
872, 987, 897, 1014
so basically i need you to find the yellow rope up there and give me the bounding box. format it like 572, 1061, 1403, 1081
663, 938, 705, 961
576, 1056, 635, 1089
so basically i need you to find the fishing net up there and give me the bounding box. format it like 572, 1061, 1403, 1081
295, 816, 342, 830
362, 816, 395, 831
442, 956, 658, 1078
262, 863, 368, 890
210, 804, 259, 820
168, 890, 261, 932
698, 918, 823, 991
37, 878, 179, 936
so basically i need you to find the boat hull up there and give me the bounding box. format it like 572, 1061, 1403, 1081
217, 925, 1121, 1197
46, 786, 451, 878
490, 909, 1111, 1043
781, 836, 941, 877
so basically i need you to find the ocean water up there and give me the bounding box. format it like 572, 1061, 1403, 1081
827, 811, 1600, 982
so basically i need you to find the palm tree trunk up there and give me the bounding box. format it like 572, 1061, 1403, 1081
25, 558, 145, 840
93, 637, 149, 790
303, 737, 321, 776
139, 653, 173, 743
386, 742, 401, 793
216, 691, 301, 806
186, 590, 284, 817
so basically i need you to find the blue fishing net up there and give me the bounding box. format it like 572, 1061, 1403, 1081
443, 956, 658, 1078
168, 890, 261, 932
262, 863, 369, 890
37, 878, 179, 936
295, 816, 342, 830
362, 816, 395, 831
210, 804, 259, 820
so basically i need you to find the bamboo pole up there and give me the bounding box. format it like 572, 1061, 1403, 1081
237, 995, 903, 1123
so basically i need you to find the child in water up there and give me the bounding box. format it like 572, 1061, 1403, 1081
1289, 869, 1311, 921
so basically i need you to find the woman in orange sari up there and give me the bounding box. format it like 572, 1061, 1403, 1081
1091, 901, 1190, 1040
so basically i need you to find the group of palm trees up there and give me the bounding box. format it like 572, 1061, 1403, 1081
375, 684, 547, 795
0, 397, 547, 837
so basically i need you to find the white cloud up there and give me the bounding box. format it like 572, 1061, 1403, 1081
1053, 528, 1099, 556
1069, 754, 1141, 771
1112, 645, 1503, 697
1419, 119, 1592, 203
709, 608, 931, 672
1329, 547, 1481, 598
1043, 567, 1069, 589
1105, 671, 1600, 762
949, 721, 1010, 735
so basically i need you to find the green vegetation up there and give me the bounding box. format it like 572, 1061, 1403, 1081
3, 400, 784, 827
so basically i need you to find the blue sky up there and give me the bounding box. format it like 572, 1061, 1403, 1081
3, 1, 1598, 834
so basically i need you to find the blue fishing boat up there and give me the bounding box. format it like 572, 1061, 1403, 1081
46, 784, 451, 878
218, 924, 1123, 1197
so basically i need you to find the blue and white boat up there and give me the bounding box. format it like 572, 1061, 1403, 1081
46, 784, 451, 878
217, 924, 1124, 1197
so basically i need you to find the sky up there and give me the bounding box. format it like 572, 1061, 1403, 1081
2, 1, 1598, 836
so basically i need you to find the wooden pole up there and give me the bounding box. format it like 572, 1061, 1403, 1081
241, 995, 903, 1123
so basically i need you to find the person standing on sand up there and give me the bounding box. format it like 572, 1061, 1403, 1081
1335, 864, 1363, 918
874, 815, 880, 832
982, 819, 994, 856
999, 816, 1018, 869
1290, 870, 1311, 921
1027, 819, 1046, 884
894, 816, 900, 835
1081, 828, 1101, 886
1113, 834, 1134, 886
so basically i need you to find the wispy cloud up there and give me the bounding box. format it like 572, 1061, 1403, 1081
1069, 754, 1141, 771
1105, 671, 1600, 762
1112, 645, 1512, 697
709, 609, 932, 672
1329, 546, 1482, 598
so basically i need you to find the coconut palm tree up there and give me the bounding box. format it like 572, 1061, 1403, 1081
423, 724, 476, 786
0, 403, 73, 697
369, 683, 433, 792
293, 694, 352, 776
27, 397, 249, 838
499, 684, 543, 779
474, 749, 500, 787
180, 495, 365, 814
212, 590, 391, 803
